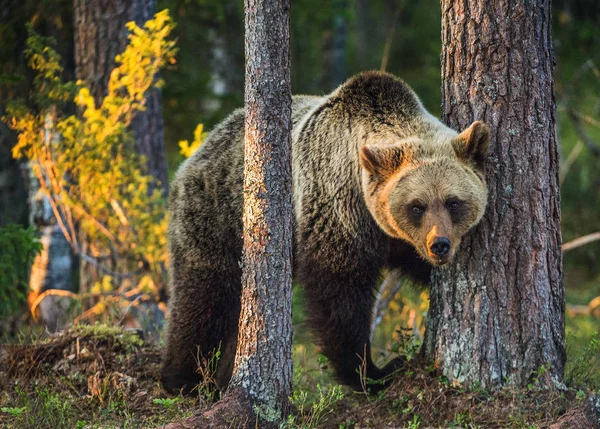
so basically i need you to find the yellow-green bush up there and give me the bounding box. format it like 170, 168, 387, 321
5, 10, 177, 318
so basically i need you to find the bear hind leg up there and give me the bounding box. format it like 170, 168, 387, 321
161, 264, 241, 395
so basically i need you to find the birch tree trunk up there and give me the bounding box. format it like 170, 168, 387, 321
226, 0, 293, 423
424, 0, 566, 388
27, 115, 75, 332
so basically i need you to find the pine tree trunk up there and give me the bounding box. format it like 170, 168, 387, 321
227, 0, 293, 423
424, 0, 565, 388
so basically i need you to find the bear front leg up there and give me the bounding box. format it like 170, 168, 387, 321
300, 259, 403, 392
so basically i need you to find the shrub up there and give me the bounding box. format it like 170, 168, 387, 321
0, 225, 42, 317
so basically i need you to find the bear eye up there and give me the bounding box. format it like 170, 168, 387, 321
447, 200, 460, 212
411, 204, 425, 215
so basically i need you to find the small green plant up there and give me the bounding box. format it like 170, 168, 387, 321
284, 384, 344, 429
1, 406, 28, 417
14, 386, 76, 428
527, 363, 551, 390
452, 410, 474, 427
153, 395, 187, 422
153, 397, 181, 408
508, 414, 537, 429
437, 374, 451, 387
193, 346, 223, 404
391, 395, 408, 412
389, 327, 421, 360
338, 419, 356, 429
0, 225, 42, 317
407, 414, 421, 429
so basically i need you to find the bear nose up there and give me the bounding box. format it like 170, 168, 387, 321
430, 237, 450, 256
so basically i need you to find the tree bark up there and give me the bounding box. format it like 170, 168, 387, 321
73, 0, 168, 193
424, 0, 566, 388
227, 0, 293, 423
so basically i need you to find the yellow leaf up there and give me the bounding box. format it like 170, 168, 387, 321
179, 123, 205, 157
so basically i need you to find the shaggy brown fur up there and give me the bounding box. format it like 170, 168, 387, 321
161, 71, 490, 394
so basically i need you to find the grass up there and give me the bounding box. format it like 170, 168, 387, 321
565, 317, 600, 389
0, 293, 598, 428
283, 385, 344, 429
0, 324, 196, 428
324, 366, 594, 428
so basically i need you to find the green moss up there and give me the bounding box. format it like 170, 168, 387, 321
71, 324, 143, 352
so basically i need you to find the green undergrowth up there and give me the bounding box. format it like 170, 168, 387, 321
0, 324, 195, 428
70, 324, 144, 352
323, 365, 597, 429
0, 313, 598, 428
565, 316, 600, 389
287, 322, 599, 428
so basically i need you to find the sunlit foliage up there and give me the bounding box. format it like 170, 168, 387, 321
178, 123, 206, 158
5, 10, 176, 308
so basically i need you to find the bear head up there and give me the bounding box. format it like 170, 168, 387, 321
360, 121, 490, 266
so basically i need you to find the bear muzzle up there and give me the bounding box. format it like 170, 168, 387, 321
424, 224, 454, 265
430, 237, 450, 256
427, 236, 452, 265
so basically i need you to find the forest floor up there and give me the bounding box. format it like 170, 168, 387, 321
1, 325, 599, 428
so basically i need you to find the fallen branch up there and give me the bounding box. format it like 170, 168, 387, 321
29, 289, 78, 322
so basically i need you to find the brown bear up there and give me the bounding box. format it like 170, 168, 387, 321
161, 71, 490, 394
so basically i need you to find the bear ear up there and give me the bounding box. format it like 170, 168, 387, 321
360, 144, 406, 180
452, 121, 490, 172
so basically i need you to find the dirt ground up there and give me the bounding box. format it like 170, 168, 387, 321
0, 325, 598, 428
